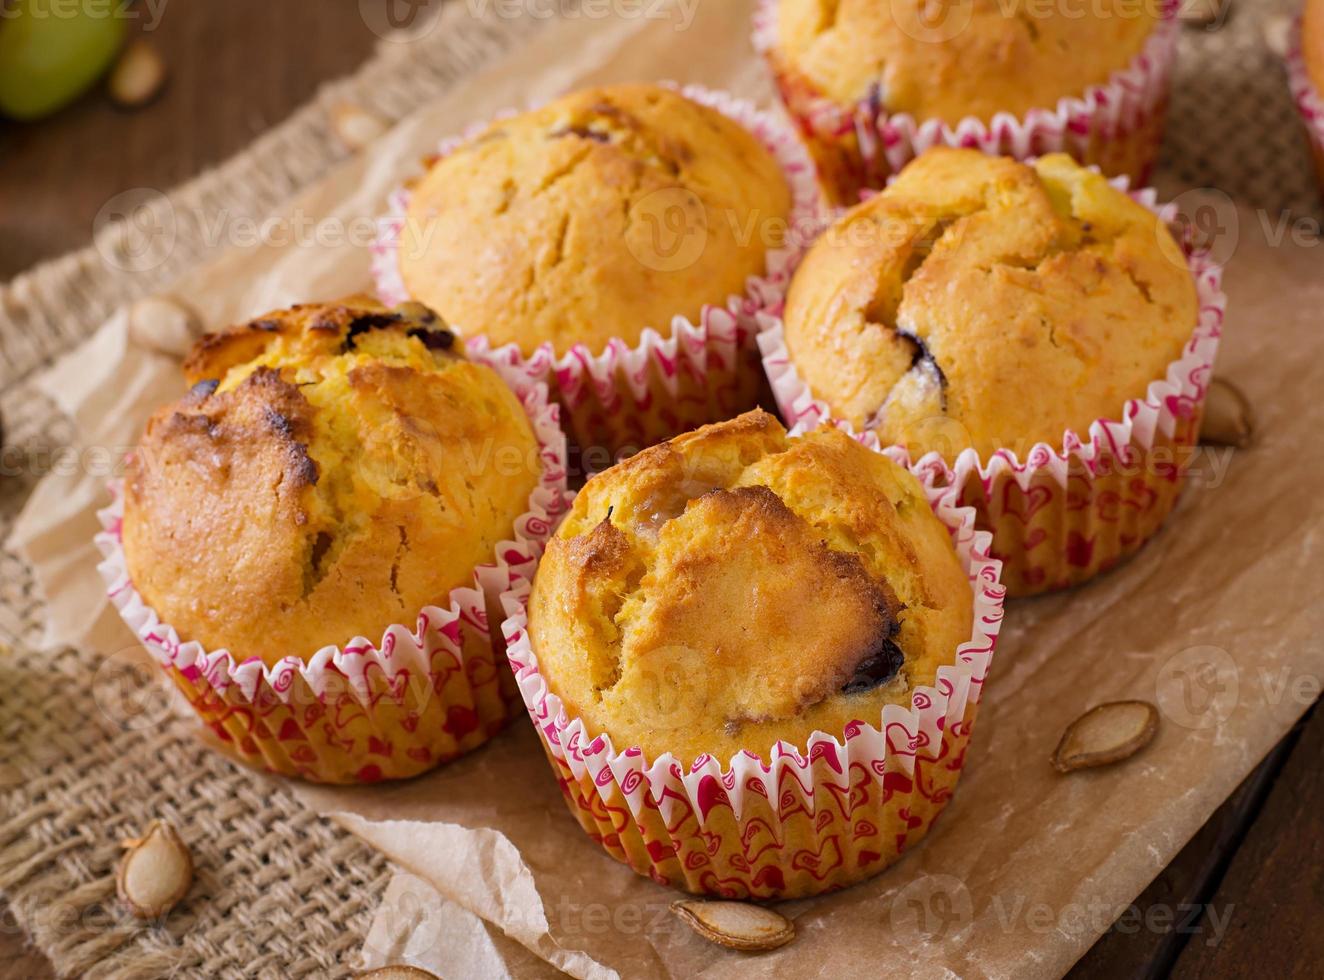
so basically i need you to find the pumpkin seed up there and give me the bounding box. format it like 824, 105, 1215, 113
1201, 378, 1254, 448
1053, 700, 1159, 773
332, 102, 388, 151
117, 820, 193, 919
108, 39, 167, 109
128, 294, 201, 358
671, 898, 795, 951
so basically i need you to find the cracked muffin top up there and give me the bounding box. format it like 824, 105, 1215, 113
781, 149, 1198, 461
769, 0, 1159, 123
122, 298, 542, 666
397, 83, 793, 356
527, 410, 972, 765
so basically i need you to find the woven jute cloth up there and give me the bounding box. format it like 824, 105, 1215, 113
0, 0, 1317, 977
0, 6, 553, 978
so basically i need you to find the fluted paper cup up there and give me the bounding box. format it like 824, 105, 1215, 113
759, 182, 1226, 596
502, 458, 1004, 899
96, 384, 570, 784
753, 0, 1179, 204
372, 83, 828, 457
1287, 16, 1324, 196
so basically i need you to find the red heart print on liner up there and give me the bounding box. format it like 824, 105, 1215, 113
1000, 481, 1054, 525
790, 836, 845, 878
1022, 527, 1048, 551
1066, 532, 1096, 568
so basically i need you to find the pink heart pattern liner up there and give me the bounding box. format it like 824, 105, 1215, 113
96, 380, 572, 784
752, 0, 1180, 202
1287, 15, 1324, 195
758, 178, 1227, 596
371, 82, 831, 455
503, 453, 1005, 900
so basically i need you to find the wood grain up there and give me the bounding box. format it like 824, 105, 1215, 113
1068, 723, 1302, 979
0, 0, 380, 280
1171, 704, 1324, 979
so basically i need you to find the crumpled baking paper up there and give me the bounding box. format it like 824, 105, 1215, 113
9, 2, 1324, 977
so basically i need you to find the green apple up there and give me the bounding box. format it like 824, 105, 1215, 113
0, 0, 126, 120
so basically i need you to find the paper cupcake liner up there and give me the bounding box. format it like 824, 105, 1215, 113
753, 0, 1178, 203
1287, 17, 1324, 196
502, 463, 1005, 900
371, 83, 828, 456
95, 383, 571, 785
758, 181, 1226, 597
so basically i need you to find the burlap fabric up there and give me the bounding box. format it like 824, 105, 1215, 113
0, 6, 554, 977
0, 0, 1317, 977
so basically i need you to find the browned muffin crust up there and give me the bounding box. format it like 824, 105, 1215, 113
773, 0, 1159, 124
123, 298, 542, 666
781, 149, 1198, 459
528, 410, 973, 765
398, 83, 794, 355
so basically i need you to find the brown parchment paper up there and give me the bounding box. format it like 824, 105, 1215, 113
9, 1, 1324, 977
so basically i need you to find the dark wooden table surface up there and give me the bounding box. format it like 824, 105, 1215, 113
1, 3, 1320, 978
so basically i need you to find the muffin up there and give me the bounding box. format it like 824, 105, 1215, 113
757, 0, 1176, 203
1292, 0, 1324, 195
375, 82, 820, 457
765, 148, 1224, 595
101, 297, 567, 783
507, 410, 1005, 898
398, 84, 793, 357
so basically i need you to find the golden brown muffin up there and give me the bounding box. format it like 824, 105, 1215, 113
527, 410, 973, 765
398, 83, 793, 356
781, 149, 1198, 460
772, 0, 1159, 124
123, 297, 542, 666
